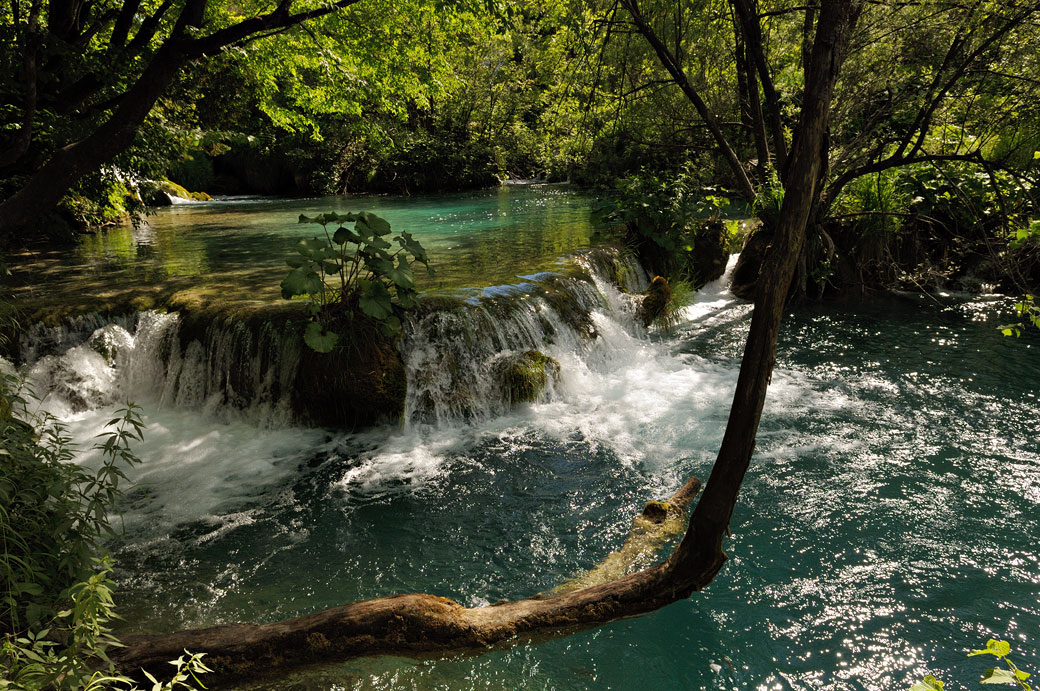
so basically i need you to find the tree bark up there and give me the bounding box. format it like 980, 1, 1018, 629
113, 478, 708, 683
674, 0, 859, 575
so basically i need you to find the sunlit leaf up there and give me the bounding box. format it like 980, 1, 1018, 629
980, 667, 1020, 685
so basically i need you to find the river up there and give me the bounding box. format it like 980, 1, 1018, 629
9, 187, 1040, 690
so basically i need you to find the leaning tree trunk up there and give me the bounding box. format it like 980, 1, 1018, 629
112, 1, 860, 684
670, 0, 859, 583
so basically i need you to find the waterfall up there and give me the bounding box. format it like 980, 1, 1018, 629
19, 310, 302, 427
14, 248, 655, 428
401, 249, 649, 423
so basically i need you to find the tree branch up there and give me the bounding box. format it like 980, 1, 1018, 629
619, 0, 757, 203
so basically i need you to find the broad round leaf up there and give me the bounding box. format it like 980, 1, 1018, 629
303, 322, 340, 353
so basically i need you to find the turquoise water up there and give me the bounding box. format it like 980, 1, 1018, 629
19, 186, 1038, 689
68, 290, 1032, 690
10, 184, 607, 306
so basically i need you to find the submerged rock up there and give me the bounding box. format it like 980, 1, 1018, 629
497, 350, 560, 405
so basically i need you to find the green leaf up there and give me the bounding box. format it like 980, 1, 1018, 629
358, 211, 392, 235
333, 226, 361, 245
303, 322, 339, 353
295, 237, 330, 259
280, 268, 323, 298
367, 235, 392, 250
909, 675, 945, 691
321, 261, 341, 274
387, 256, 415, 289
980, 667, 1020, 685
286, 257, 305, 269
970, 640, 1012, 659
360, 293, 393, 319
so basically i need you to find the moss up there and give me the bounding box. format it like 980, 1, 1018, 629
498, 350, 560, 405
143, 179, 212, 206
638, 276, 672, 328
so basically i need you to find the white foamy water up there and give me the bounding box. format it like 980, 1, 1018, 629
14, 251, 783, 532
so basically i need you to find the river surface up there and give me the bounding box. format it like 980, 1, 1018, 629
11, 188, 1040, 690
9, 184, 608, 309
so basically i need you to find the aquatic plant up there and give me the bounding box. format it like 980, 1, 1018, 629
911, 639, 1032, 690
281, 212, 433, 352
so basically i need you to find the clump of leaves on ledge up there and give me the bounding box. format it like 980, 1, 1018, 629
281, 212, 433, 352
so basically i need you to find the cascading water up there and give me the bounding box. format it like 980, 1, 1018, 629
402, 249, 649, 423
8, 240, 1039, 690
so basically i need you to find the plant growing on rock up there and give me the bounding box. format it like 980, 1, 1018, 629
281, 212, 433, 352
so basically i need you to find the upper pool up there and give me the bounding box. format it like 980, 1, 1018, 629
8, 183, 611, 310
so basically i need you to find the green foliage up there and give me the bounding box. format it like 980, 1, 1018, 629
594, 166, 731, 255
1, 561, 212, 690
0, 374, 211, 689
282, 212, 432, 350
912, 639, 1032, 691
1, 375, 143, 634
999, 294, 1040, 337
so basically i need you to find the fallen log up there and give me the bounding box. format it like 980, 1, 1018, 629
112, 476, 715, 685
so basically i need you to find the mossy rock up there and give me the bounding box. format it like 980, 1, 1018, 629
638, 276, 672, 328
686, 219, 728, 288
497, 350, 560, 405
144, 179, 211, 206
294, 323, 407, 428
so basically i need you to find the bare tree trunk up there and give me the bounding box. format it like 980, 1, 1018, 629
110, 3, 860, 684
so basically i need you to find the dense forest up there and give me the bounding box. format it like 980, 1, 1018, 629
2, 0, 1040, 688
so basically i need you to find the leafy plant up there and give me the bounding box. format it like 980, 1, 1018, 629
280, 211, 433, 351
910, 639, 1032, 690
594, 166, 732, 254
998, 294, 1040, 337
0, 374, 210, 689
1, 374, 143, 634
1, 558, 212, 690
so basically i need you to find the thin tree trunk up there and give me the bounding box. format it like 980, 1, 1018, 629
674, 0, 859, 575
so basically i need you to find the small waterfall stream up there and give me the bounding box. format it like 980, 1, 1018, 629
13, 248, 655, 428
